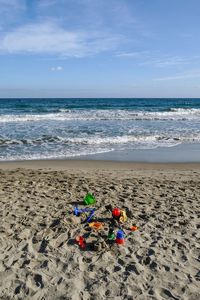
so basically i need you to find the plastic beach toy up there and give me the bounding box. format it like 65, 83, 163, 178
74, 206, 81, 216
108, 229, 115, 240
84, 193, 96, 205
89, 222, 103, 230
119, 210, 127, 223
73, 206, 95, 222
86, 209, 95, 222
112, 208, 121, 218
112, 208, 127, 222
130, 226, 138, 231
115, 230, 125, 245
76, 236, 86, 249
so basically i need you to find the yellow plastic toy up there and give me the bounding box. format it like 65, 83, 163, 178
119, 210, 127, 222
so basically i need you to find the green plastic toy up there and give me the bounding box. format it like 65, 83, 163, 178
84, 193, 96, 205
108, 229, 115, 240
108, 232, 115, 240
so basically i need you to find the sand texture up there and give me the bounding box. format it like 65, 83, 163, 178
0, 165, 200, 300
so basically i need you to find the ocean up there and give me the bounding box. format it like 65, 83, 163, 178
0, 98, 200, 161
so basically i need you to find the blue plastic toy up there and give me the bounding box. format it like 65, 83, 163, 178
116, 230, 124, 239
73, 206, 95, 222
116, 229, 125, 245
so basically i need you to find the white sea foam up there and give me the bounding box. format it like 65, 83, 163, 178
1, 108, 200, 123
2, 132, 200, 161
64, 135, 179, 145
0, 147, 114, 161
2, 133, 200, 147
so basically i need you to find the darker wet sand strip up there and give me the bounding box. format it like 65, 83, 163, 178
1, 159, 200, 170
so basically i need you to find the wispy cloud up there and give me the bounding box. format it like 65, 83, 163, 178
0, 1, 146, 58
0, 0, 25, 26
154, 70, 200, 81
0, 0, 26, 17
36, 0, 140, 39
0, 21, 122, 57
116, 51, 147, 58
51, 66, 63, 71
117, 51, 200, 69
139, 56, 193, 67
37, 0, 58, 8
0, 0, 24, 7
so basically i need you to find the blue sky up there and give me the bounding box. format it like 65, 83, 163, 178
0, 0, 200, 98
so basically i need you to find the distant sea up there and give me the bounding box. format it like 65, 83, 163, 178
0, 98, 200, 161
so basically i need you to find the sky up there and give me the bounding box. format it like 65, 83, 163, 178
0, 0, 200, 98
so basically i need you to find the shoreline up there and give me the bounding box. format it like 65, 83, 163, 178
1, 143, 200, 165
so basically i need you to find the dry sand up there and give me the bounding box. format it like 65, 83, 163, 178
0, 160, 200, 300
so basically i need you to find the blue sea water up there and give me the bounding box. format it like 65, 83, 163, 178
0, 98, 200, 161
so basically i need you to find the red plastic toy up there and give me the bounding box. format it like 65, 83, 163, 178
115, 230, 125, 245
112, 208, 121, 218
115, 238, 125, 245
75, 236, 86, 249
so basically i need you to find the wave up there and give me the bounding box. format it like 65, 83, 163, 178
1, 108, 200, 123
2, 132, 200, 161
1, 134, 200, 147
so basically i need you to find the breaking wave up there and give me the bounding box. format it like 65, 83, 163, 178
1, 134, 200, 147
0, 108, 200, 123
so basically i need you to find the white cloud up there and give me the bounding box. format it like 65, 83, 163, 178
51, 66, 63, 71
116, 51, 148, 58
0, 21, 122, 57
140, 56, 190, 67
117, 52, 200, 69
154, 70, 200, 81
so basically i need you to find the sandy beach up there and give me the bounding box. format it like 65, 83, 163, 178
0, 160, 200, 300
